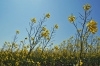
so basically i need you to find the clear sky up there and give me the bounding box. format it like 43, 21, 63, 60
0, 0, 100, 48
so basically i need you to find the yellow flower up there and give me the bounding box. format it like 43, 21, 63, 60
15, 61, 19, 66
54, 24, 59, 29
16, 30, 20, 34
76, 60, 83, 66
41, 31, 48, 38
31, 60, 34, 64
31, 18, 36, 23
80, 60, 83, 66
45, 13, 50, 18
41, 29, 50, 38
86, 20, 98, 34
68, 14, 75, 22
90, 20, 97, 25
27, 59, 31, 63
83, 4, 91, 11
45, 30, 50, 34
37, 62, 41, 66
54, 45, 59, 50
91, 28, 98, 34
16, 53, 20, 57
41, 32, 44, 36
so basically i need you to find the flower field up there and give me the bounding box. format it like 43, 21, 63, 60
0, 4, 100, 66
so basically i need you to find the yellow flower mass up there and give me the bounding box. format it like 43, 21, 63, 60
54, 45, 59, 50
45, 13, 50, 18
45, 30, 50, 34
68, 14, 76, 22
37, 62, 41, 66
41, 29, 50, 38
80, 60, 83, 66
31, 18, 36, 23
41, 31, 48, 38
86, 20, 98, 34
54, 24, 59, 29
83, 4, 91, 11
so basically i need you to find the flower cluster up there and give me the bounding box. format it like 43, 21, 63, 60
41, 29, 50, 40
1, 36, 100, 66
68, 14, 76, 22
45, 13, 50, 18
83, 4, 91, 11
54, 24, 59, 29
31, 18, 36, 23
86, 20, 98, 34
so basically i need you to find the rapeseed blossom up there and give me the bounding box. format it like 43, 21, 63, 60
54, 24, 59, 29
76, 60, 83, 66
37, 62, 41, 66
83, 4, 91, 11
45, 13, 50, 18
31, 18, 36, 23
86, 20, 98, 34
54, 45, 59, 50
41, 29, 50, 38
80, 60, 83, 66
68, 14, 76, 22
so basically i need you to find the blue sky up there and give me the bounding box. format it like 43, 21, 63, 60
0, 0, 100, 48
